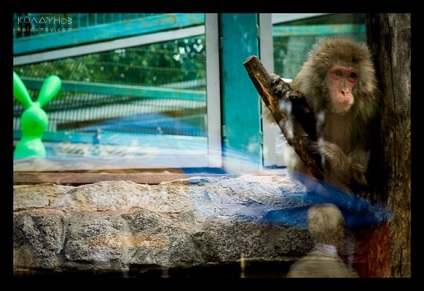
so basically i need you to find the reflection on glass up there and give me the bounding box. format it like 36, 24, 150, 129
287, 203, 359, 278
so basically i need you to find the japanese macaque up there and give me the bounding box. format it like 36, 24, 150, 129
265, 38, 380, 194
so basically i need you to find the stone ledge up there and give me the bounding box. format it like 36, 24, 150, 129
13, 173, 314, 276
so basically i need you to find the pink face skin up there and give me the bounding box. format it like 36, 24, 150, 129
328, 65, 360, 113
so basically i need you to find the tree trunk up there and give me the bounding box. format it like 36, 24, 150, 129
365, 13, 411, 278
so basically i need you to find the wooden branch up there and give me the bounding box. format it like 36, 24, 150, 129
243, 55, 323, 180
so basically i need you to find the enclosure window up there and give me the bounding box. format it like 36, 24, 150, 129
13, 13, 221, 171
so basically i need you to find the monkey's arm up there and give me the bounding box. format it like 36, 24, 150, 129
313, 141, 369, 191
269, 74, 318, 141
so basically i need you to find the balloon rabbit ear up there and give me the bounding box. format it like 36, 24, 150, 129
37, 75, 61, 107
13, 71, 33, 108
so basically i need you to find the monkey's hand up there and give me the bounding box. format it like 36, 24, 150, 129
270, 74, 317, 140
311, 141, 368, 190
270, 74, 303, 101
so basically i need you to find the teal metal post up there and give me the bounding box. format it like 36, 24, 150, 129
220, 14, 262, 172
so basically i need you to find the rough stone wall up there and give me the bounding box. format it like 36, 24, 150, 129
13, 174, 314, 276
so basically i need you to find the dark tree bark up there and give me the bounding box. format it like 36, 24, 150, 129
366, 13, 411, 278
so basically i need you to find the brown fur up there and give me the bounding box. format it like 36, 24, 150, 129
272, 38, 380, 193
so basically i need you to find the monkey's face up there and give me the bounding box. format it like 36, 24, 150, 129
327, 65, 359, 114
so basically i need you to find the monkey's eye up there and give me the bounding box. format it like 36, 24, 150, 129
348, 72, 359, 82
334, 70, 343, 76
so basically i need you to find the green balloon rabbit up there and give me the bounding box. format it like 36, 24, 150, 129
13, 71, 62, 159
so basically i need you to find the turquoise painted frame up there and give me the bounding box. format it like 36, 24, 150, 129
14, 14, 205, 55
220, 13, 262, 170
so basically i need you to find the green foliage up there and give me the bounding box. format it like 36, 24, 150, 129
14, 35, 206, 89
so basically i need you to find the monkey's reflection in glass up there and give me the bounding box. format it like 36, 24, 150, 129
287, 203, 359, 278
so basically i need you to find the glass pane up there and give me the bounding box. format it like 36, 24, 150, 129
273, 13, 367, 80
13, 13, 208, 170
